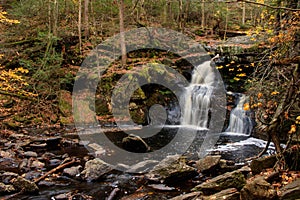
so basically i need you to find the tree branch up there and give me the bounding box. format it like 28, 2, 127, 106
237, 0, 300, 11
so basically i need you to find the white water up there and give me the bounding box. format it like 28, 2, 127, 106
181, 61, 215, 128
225, 94, 253, 135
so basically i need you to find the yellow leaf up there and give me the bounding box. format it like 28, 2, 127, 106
271, 91, 279, 95
288, 125, 297, 134
243, 103, 250, 111
257, 92, 263, 99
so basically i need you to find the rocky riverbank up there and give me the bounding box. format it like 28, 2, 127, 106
0, 129, 299, 200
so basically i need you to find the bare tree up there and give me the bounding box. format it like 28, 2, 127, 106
78, 0, 82, 53
84, 0, 89, 39
119, 0, 127, 66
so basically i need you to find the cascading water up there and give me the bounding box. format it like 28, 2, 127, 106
226, 94, 253, 135
181, 60, 215, 129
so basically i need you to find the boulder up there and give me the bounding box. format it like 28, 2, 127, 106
81, 158, 112, 181
203, 188, 240, 200
192, 170, 246, 195
240, 176, 277, 200
146, 155, 197, 184
122, 134, 150, 153
279, 179, 300, 200
11, 176, 39, 194
195, 155, 221, 173
250, 155, 277, 175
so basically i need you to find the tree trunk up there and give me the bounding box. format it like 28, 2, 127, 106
84, 0, 89, 39
201, 0, 205, 28
242, 2, 246, 25
119, 0, 127, 66
78, 0, 82, 53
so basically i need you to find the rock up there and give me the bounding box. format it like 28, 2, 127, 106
148, 184, 175, 191
81, 158, 112, 181
146, 155, 197, 184
53, 193, 69, 200
87, 143, 106, 156
169, 192, 202, 200
192, 170, 246, 195
126, 160, 159, 173
30, 159, 45, 169
279, 179, 300, 200
219, 159, 240, 173
195, 155, 221, 173
240, 176, 277, 200
0, 172, 19, 184
250, 155, 277, 175
122, 134, 150, 153
49, 158, 62, 167
24, 151, 38, 157
0, 182, 16, 194
63, 165, 82, 177
0, 150, 14, 158
11, 176, 39, 194
203, 188, 240, 200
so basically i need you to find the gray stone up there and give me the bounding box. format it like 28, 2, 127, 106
169, 191, 202, 200
30, 160, 45, 169
240, 176, 277, 200
192, 170, 246, 195
195, 155, 221, 173
250, 155, 277, 175
279, 179, 300, 200
146, 155, 197, 184
203, 188, 240, 200
24, 151, 38, 157
81, 158, 112, 181
11, 176, 39, 194
63, 165, 82, 177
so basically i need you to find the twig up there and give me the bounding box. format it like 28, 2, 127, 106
34, 158, 77, 183
106, 188, 120, 200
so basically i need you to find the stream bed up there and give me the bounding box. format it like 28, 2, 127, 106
0, 126, 278, 200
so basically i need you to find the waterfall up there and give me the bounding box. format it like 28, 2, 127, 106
226, 94, 253, 135
181, 61, 215, 128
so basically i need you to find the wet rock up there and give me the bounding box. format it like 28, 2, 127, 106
195, 155, 221, 173
120, 192, 152, 200
0, 172, 19, 184
87, 143, 106, 156
240, 176, 277, 200
11, 176, 39, 194
146, 155, 197, 184
250, 155, 277, 175
38, 180, 56, 187
219, 159, 240, 173
0, 182, 16, 194
126, 160, 159, 173
81, 158, 112, 181
122, 134, 150, 153
169, 192, 202, 200
24, 151, 38, 157
49, 158, 62, 167
279, 179, 300, 200
63, 165, 82, 177
192, 170, 246, 195
148, 184, 175, 191
29, 159, 45, 169
203, 188, 240, 200
53, 193, 69, 200
24, 171, 43, 181
0, 157, 20, 172
0, 150, 14, 158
